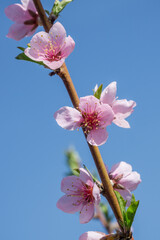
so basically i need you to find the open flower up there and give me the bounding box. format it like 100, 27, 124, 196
24, 22, 75, 70
79, 232, 106, 240
54, 95, 114, 146
108, 161, 141, 206
100, 82, 136, 128
79, 231, 133, 240
57, 168, 100, 224
5, 0, 39, 41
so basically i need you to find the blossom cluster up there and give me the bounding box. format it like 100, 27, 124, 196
5, 1, 142, 240
57, 162, 141, 225
54, 81, 136, 146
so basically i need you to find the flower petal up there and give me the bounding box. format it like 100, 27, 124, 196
27, 0, 37, 12
61, 36, 75, 58
24, 31, 50, 61
5, 4, 27, 23
87, 128, 108, 146
49, 22, 66, 54
96, 104, 114, 127
100, 82, 117, 105
112, 100, 136, 118
113, 118, 130, 128
79, 203, 94, 223
57, 195, 82, 213
79, 96, 100, 114
92, 183, 101, 204
61, 175, 82, 194
110, 161, 132, 178
43, 58, 65, 70
120, 171, 141, 192
21, 0, 30, 9
79, 232, 106, 240
79, 168, 92, 183
6, 23, 31, 41
54, 106, 82, 130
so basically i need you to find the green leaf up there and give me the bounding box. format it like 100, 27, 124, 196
114, 191, 128, 228
45, 10, 50, 15
115, 192, 139, 231
65, 149, 81, 176
94, 84, 103, 99
126, 194, 139, 229
16, 47, 45, 66
114, 190, 127, 215
52, 0, 73, 17
17, 46, 25, 51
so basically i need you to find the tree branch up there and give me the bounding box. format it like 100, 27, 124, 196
33, 0, 123, 231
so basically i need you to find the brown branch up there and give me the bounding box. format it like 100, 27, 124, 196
33, 0, 52, 32
33, 0, 123, 231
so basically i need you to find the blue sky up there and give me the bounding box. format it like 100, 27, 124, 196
1, 0, 160, 239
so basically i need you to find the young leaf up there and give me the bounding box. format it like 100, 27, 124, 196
52, 0, 73, 17
126, 194, 139, 229
114, 190, 127, 215
65, 148, 81, 176
45, 10, 50, 15
94, 84, 103, 99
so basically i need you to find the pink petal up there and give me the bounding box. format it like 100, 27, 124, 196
49, 22, 66, 54
7, 23, 31, 41
26, 0, 37, 12
120, 171, 141, 192
116, 189, 132, 207
96, 104, 114, 127
113, 118, 130, 128
61, 175, 82, 194
87, 128, 108, 146
79, 168, 92, 183
43, 58, 65, 70
79, 96, 100, 114
112, 100, 136, 118
61, 36, 75, 58
79, 232, 106, 240
26, 27, 36, 37
92, 183, 101, 204
100, 82, 117, 105
79, 203, 94, 224
54, 106, 82, 130
5, 4, 27, 23
24, 31, 50, 61
21, 0, 30, 9
57, 195, 82, 213
110, 161, 132, 178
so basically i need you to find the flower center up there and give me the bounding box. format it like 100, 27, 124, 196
80, 111, 101, 134
109, 173, 125, 190
81, 184, 94, 203
45, 50, 62, 62
67, 180, 94, 206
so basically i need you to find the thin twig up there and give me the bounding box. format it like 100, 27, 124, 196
33, 0, 124, 231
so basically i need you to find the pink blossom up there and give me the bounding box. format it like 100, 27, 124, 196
100, 82, 136, 128
79, 232, 106, 240
79, 231, 133, 240
56, 168, 100, 224
5, 0, 39, 41
54, 95, 114, 146
24, 22, 75, 70
108, 161, 141, 206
